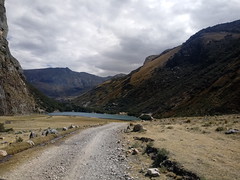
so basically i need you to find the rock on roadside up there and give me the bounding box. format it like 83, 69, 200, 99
0, 150, 7, 157
133, 124, 144, 132
147, 168, 160, 177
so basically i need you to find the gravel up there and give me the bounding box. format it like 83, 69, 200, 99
2, 123, 132, 180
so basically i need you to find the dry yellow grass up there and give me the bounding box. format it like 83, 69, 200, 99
125, 114, 240, 180
130, 46, 181, 86
0, 114, 118, 148
0, 114, 120, 174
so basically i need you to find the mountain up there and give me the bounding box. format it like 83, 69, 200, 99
24, 68, 113, 99
73, 20, 240, 117
0, 0, 36, 115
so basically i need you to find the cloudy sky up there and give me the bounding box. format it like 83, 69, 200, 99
5, 0, 240, 76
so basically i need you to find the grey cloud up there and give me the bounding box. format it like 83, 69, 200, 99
5, 0, 240, 76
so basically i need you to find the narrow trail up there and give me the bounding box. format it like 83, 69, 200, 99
2, 123, 130, 180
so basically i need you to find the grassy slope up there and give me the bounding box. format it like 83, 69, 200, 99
73, 20, 240, 117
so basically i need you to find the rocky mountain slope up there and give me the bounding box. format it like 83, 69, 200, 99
24, 68, 113, 99
0, 0, 36, 115
73, 20, 240, 117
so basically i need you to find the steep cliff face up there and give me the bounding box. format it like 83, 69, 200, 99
0, 0, 36, 115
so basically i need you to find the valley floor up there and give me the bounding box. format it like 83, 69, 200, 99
124, 114, 240, 180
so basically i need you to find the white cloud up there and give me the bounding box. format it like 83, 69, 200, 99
5, 0, 240, 76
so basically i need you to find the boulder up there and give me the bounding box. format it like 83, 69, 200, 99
133, 124, 144, 132
63, 127, 68, 131
139, 114, 153, 121
49, 129, 58, 134
68, 125, 76, 129
0, 137, 5, 140
29, 131, 37, 139
225, 129, 239, 134
26, 140, 35, 146
0, 150, 7, 157
147, 168, 160, 177
43, 129, 58, 136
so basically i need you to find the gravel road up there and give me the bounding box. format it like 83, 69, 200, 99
2, 123, 131, 180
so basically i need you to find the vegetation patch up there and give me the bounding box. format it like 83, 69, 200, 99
0, 123, 13, 133
215, 126, 226, 132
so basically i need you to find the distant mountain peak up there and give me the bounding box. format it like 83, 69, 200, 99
24, 67, 120, 99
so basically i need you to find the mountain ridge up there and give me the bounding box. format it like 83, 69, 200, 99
24, 67, 125, 99
73, 20, 240, 117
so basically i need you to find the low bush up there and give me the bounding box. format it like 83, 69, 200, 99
0, 123, 5, 132
0, 123, 13, 132
215, 127, 225, 131
16, 137, 23, 143
153, 148, 170, 167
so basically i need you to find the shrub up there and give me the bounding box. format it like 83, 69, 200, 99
0, 123, 13, 132
16, 137, 23, 143
153, 148, 170, 167
132, 141, 141, 148
0, 123, 5, 132
215, 127, 225, 131
185, 119, 191, 123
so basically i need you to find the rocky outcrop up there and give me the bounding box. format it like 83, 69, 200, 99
0, 0, 36, 115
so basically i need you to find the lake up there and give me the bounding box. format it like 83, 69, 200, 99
49, 112, 139, 121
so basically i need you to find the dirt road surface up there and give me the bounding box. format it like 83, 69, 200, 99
1, 123, 130, 180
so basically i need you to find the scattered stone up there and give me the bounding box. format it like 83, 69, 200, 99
26, 140, 35, 146
29, 131, 37, 139
133, 124, 144, 132
146, 168, 160, 177
63, 127, 68, 131
15, 131, 23, 134
0, 141, 8, 144
225, 129, 239, 134
68, 125, 76, 129
166, 172, 177, 178
43, 129, 58, 136
161, 159, 200, 179
126, 150, 132, 154
0, 150, 7, 157
49, 129, 58, 135
132, 148, 139, 155
0, 137, 5, 140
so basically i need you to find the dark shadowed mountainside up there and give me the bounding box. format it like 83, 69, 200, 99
0, 0, 36, 115
24, 68, 117, 99
73, 20, 240, 117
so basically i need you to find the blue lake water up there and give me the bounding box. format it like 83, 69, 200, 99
49, 112, 139, 121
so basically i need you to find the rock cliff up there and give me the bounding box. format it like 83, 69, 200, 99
0, 0, 36, 115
